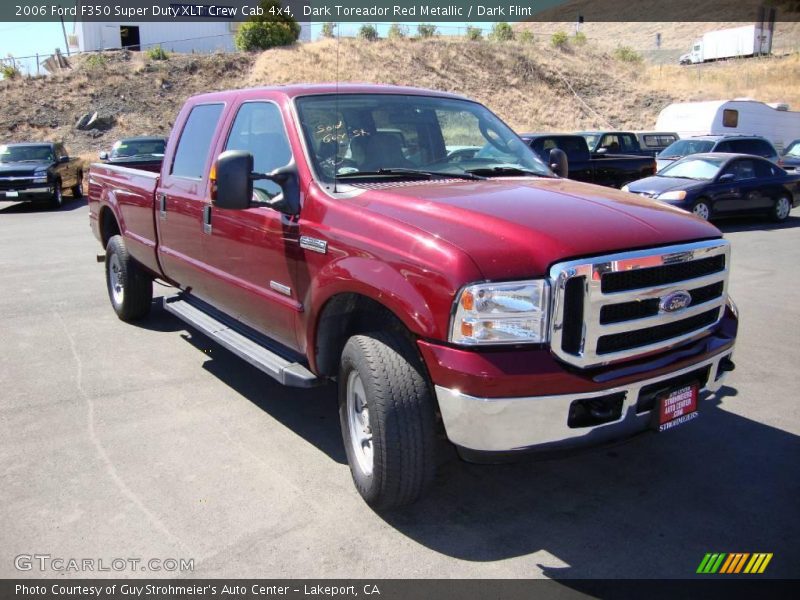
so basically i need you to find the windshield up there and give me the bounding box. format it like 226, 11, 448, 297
658, 156, 726, 180
111, 139, 166, 159
658, 139, 714, 158
785, 141, 800, 158
295, 94, 550, 183
0, 144, 54, 163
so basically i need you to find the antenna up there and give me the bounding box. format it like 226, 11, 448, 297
334, 22, 340, 194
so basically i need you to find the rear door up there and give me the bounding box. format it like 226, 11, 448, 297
157, 102, 226, 293
201, 99, 303, 349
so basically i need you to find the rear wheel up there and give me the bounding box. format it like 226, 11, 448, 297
105, 235, 153, 321
692, 199, 711, 221
338, 332, 437, 509
772, 196, 791, 222
71, 172, 83, 198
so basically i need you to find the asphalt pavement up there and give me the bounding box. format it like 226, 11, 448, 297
0, 197, 798, 581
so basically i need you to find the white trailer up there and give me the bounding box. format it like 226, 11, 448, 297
655, 100, 800, 153
686, 25, 772, 64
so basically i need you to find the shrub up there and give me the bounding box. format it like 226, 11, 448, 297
358, 25, 379, 41
321, 22, 335, 39
614, 45, 643, 63
387, 23, 408, 39
465, 26, 483, 41
84, 54, 107, 69
518, 30, 534, 44
417, 23, 437, 38
551, 31, 569, 49
145, 45, 169, 61
573, 31, 587, 46
234, 1, 301, 51
1, 64, 20, 79
490, 22, 514, 42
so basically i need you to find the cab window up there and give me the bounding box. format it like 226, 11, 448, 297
172, 103, 224, 179
224, 102, 292, 201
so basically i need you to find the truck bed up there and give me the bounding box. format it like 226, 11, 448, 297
88, 163, 161, 276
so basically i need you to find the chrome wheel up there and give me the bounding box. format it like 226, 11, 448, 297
775, 197, 791, 221
693, 202, 710, 220
346, 370, 373, 476
108, 253, 124, 306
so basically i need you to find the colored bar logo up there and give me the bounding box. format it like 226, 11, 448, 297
697, 552, 773, 574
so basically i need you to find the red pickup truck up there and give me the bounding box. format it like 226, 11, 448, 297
89, 84, 738, 508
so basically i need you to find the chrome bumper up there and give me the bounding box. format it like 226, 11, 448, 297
0, 187, 51, 197
435, 350, 733, 453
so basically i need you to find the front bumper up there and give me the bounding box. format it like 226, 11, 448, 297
435, 348, 733, 454
0, 187, 52, 201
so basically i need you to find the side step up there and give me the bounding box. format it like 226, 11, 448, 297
163, 294, 321, 388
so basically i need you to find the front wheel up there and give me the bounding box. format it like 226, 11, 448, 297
338, 332, 437, 509
105, 235, 153, 321
772, 196, 792, 222
72, 172, 83, 198
49, 180, 63, 209
692, 199, 711, 221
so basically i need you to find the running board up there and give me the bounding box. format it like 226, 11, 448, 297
163, 294, 321, 388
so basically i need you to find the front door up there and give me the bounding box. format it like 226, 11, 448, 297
201, 100, 303, 350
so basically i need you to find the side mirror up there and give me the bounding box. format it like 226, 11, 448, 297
718, 173, 736, 183
59, 155, 70, 163
98, 151, 109, 161
213, 150, 301, 216
549, 148, 569, 179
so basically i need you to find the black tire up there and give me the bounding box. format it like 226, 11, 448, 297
72, 172, 83, 198
691, 199, 712, 221
772, 196, 792, 222
105, 235, 153, 321
49, 180, 63, 209
338, 332, 436, 509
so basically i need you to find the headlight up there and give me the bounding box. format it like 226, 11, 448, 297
657, 190, 687, 201
450, 280, 550, 345
620, 184, 630, 193
33, 170, 48, 183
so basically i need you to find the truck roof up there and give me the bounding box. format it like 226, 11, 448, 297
1, 142, 56, 147
188, 83, 470, 104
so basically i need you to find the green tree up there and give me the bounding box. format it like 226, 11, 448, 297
321, 22, 335, 39
613, 46, 643, 63
417, 23, 437, 38
490, 22, 514, 42
518, 30, 534, 44
387, 23, 408, 39
551, 31, 569, 49
358, 24, 379, 41
465, 26, 483, 41
234, 1, 300, 51
573, 31, 587, 46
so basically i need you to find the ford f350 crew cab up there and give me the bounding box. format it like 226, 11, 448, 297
89, 85, 738, 508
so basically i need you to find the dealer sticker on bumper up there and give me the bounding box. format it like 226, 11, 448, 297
658, 384, 698, 432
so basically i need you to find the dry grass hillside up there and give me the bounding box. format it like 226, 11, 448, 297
1, 37, 798, 160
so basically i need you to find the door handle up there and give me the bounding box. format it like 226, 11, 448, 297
157, 193, 167, 219
202, 204, 212, 234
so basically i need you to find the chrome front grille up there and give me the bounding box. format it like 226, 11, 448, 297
549, 240, 730, 368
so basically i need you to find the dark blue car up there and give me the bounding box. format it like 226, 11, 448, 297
782, 139, 800, 173
623, 153, 800, 222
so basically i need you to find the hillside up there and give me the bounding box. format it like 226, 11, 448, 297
1, 38, 798, 160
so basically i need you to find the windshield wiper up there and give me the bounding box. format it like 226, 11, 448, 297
336, 168, 485, 181
465, 166, 549, 178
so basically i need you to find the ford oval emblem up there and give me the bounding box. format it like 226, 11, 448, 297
660, 291, 692, 313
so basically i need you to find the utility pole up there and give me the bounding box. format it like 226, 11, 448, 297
59, 5, 70, 56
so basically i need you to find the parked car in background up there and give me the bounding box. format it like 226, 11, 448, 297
522, 133, 656, 188
577, 131, 651, 156
99, 136, 166, 173
656, 135, 779, 172
89, 84, 737, 507
656, 99, 800, 153
782, 139, 800, 172
0, 142, 82, 208
634, 131, 679, 157
623, 153, 799, 222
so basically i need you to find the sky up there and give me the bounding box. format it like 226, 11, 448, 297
0, 21, 496, 75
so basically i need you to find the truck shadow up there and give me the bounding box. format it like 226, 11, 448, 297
0, 196, 87, 213
379, 387, 800, 578
715, 214, 800, 233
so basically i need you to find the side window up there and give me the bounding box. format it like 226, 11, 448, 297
56, 145, 67, 159
727, 160, 756, 180
754, 160, 777, 178
621, 134, 637, 151
225, 102, 292, 201
756, 140, 776, 159
171, 103, 224, 179
722, 109, 739, 128
714, 141, 733, 153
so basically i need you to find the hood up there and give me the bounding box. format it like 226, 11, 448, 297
0, 161, 50, 176
627, 176, 706, 196
781, 155, 800, 169
350, 177, 720, 280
